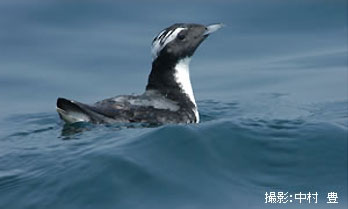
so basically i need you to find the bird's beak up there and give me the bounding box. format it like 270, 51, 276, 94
203, 23, 224, 36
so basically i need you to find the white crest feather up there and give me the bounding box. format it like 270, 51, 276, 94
151, 27, 186, 59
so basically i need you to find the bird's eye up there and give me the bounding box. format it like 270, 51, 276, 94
177, 34, 186, 40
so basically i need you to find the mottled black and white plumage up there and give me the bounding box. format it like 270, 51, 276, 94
57, 23, 223, 124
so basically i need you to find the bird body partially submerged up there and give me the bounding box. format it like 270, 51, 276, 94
57, 23, 223, 124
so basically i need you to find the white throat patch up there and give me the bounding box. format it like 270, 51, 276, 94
174, 57, 199, 122
151, 27, 186, 59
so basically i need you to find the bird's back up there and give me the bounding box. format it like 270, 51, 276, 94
57, 90, 197, 124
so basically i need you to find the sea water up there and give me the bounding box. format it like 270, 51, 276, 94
0, 1, 347, 208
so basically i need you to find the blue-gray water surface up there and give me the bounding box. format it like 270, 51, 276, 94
0, 0, 347, 209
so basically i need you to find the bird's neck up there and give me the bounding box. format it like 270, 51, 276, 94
146, 56, 197, 108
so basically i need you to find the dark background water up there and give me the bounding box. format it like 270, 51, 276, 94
0, 0, 347, 208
